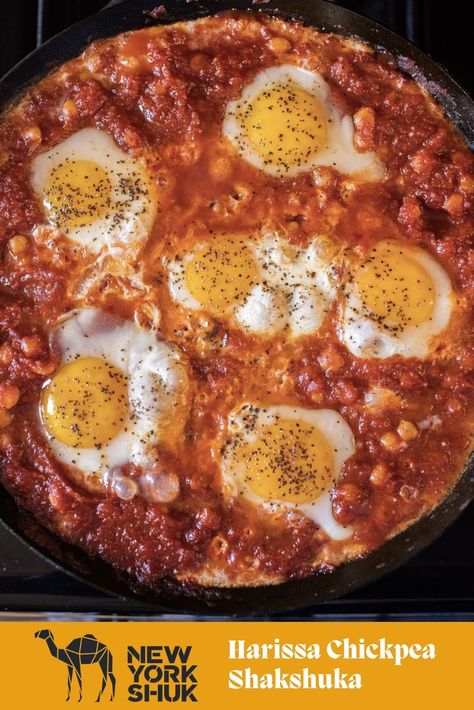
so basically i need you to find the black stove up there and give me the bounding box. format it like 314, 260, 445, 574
0, 0, 472, 618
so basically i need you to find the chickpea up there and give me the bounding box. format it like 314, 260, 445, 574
19, 335, 43, 358
23, 125, 42, 146
397, 419, 418, 441
459, 174, 474, 195
123, 127, 140, 149
338, 482, 362, 501
410, 149, 435, 174
335, 380, 358, 404
0, 408, 13, 429
62, 99, 78, 119
318, 347, 344, 374
370, 462, 389, 486
8, 235, 28, 255
0, 432, 14, 449
269, 36, 291, 53
30, 359, 57, 375
306, 388, 325, 405
0, 382, 20, 409
48, 488, 61, 510
380, 431, 403, 452
287, 220, 300, 235
443, 192, 464, 216
0, 344, 13, 366
313, 166, 335, 188
354, 106, 374, 127
119, 54, 140, 70
410, 152, 423, 172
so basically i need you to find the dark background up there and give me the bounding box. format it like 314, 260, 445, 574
0, 1, 472, 94
0, 0, 472, 617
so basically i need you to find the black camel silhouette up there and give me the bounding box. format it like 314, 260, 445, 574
35, 628, 116, 702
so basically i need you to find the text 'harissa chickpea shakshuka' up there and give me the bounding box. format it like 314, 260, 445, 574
0, 10, 472, 589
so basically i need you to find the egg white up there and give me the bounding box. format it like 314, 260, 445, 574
237, 234, 338, 337
223, 64, 384, 179
339, 242, 454, 359
168, 232, 338, 338
222, 404, 355, 540
41, 308, 189, 476
30, 128, 158, 256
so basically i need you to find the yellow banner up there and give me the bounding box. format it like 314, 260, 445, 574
0, 622, 470, 708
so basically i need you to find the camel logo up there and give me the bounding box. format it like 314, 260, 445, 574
35, 629, 116, 702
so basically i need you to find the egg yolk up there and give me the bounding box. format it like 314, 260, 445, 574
184, 237, 259, 311
41, 357, 128, 449
241, 417, 334, 504
241, 81, 328, 172
357, 242, 435, 329
43, 159, 112, 231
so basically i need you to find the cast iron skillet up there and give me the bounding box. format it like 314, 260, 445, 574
0, 0, 473, 615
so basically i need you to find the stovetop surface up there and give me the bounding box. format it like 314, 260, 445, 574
0, 0, 472, 617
